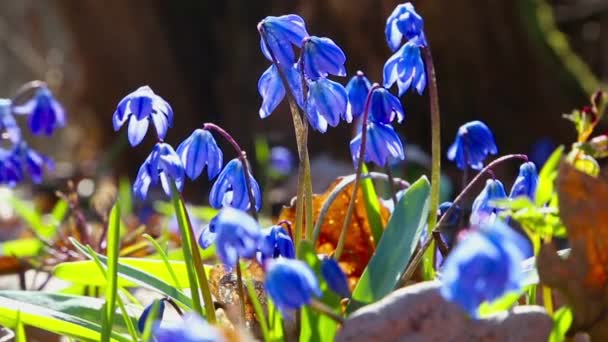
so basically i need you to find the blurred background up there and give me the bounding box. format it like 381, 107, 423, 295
0, 0, 605, 205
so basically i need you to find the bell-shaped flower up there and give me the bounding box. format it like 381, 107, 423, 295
209, 158, 262, 212
265, 258, 321, 315
153, 312, 225, 342
112, 86, 173, 146
369, 87, 405, 124
385, 2, 427, 51
133, 143, 185, 200
258, 14, 309, 66
437, 201, 462, 247
207, 207, 262, 267
0, 99, 21, 143
440, 220, 531, 317
350, 121, 405, 167
13, 87, 65, 136
306, 78, 348, 133
345, 71, 372, 122
447, 120, 498, 170
258, 63, 304, 119
0, 148, 23, 186
259, 225, 295, 261
470, 179, 507, 226
383, 40, 426, 96
509, 162, 538, 200
301, 36, 347, 80
6, 142, 53, 185
176, 129, 223, 180
138, 299, 165, 333
321, 257, 350, 298
269, 146, 295, 176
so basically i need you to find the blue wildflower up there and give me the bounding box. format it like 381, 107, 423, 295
153, 312, 225, 342
509, 162, 538, 200
112, 86, 173, 146
258, 14, 309, 66
259, 225, 295, 261
437, 201, 462, 246
345, 71, 372, 122
209, 158, 262, 212
2, 142, 53, 185
440, 220, 531, 317
321, 257, 350, 298
265, 258, 321, 314
13, 87, 65, 136
385, 2, 427, 51
206, 207, 261, 267
350, 121, 405, 167
269, 146, 295, 176
383, 40, 426, 96
306, 78, 348, 132
198, 224, 217, 249
369, 87, 405, 124
0, 99, 21, 143
470, 179, 507, 226
138, 299, 165, 333
133, 143, 185, 200
176, 129, 223, 180
301, 36, 347, 80
258, 63, 304, 119
447, 121, 498, 170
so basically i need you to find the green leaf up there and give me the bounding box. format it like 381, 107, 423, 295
143, 234, 183, 290
0, 238, 42, 257
349, 176, 430, 311
102, 202, 121, 342
549, 307, 573, 342
50, 199, 69, 223
360, 164, 384, 245
297, 240, 340, 342
536, 146, 564, 206
267, 299, 284, 342
9, 196, 55, 239
477, 292, 522, 317
118, 178, 133, 217
15, 311, 25, 342
0, 291, 137, 341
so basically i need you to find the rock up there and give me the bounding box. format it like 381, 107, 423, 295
336, 281, 552, 342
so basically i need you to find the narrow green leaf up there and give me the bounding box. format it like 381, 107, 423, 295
535, 146, 564, 206
50, 199, 69, 223
549, 307, 573, 342
349, 176, 430, 311
15, 311, 25, 342
118, 178, 133, 217
0, 238, 42, 257
267, 299, 284, 342
143, 234, 182, 290
9, 197, 55, 238
243, 265, 270, 342
360, 164, 384, 245
101, 202, 121, 342
477, 292, 522, 317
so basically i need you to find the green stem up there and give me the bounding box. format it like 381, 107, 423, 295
235, 259, 247, 324
385, 164, 398, 206
421, 46, 441, 280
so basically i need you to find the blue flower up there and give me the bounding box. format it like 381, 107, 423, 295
209, 158, 262, 212
133, 143, 185, 200
176, 129, 223, 180
269, 146, 295, 176
470, 179, 507, 226
259, 225, 295, 261
206, 207, 261, 267
350, 121, 405, 167
440, 220, 531, 317
13, 87, 65, 136
198, 224, 217, 250
385, 2, 427, 51
0, 99, 21, 143
321, 257, 350, 298
265, 258, 321, 314
345, 71, 372, 122
112, 86, 173, 146
383, 40, 426, 96
437, 201, 462, 246
258, 63, 304, 119
138, 299, 165, 333
0, 148, 23, 186
301, 36, 347, 80
153, 312, 225, 342
306, 78, 348, 132
5, 142, 53, 185
509, 162, 538, 200
369, 88, 405, 124
258, 15, 309, 66
447, 121, 498, 170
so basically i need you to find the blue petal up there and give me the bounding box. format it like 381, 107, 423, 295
198, 225, 217, 249
133, 162, 152, 200
307, 78, 348, 129
302, 36, 347, 80
258, 65, 286, 119
259, 14, 309, 66
345, 72, 372, 122
127, 116, 150, 147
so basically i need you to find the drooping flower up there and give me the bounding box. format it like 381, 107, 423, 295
259, 225, 295, 261
321, 257, 350, 298
265, 258, 321, 314
345, 71, 372, 122
301, 36, 347, 80
209, 158, 262, 212
13, 86, 65, 136
509, 162, 538, 200
153, 312, 225, 342
138, 299, 165, 333
369, 87, 405, 124
383, 40, 426, 96
447, 121, 498, 170
269, 146, 295, 176
0, 148, 23, 186
112, 86, 173, 146
0, 99, 21, 143
205, 207, 261, 267
385, 2, 427, 51
440, 220, 531, 317
306, 78, 348, 133
176, 129, 223, 180
258, 63, 304, 119
470, 179, 507, 225
258, 14, 309, 66
350, 121, 405, 167
133, 143, 185, 200
2, 142, 53, 185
